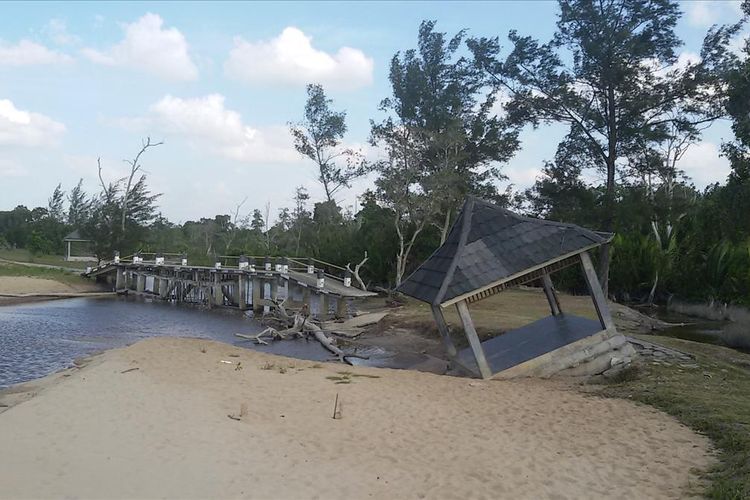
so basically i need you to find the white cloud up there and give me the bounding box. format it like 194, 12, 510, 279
132, 94, 298, 164
0, 39, 72, 65
686, 1, 743, 28
225, 27, 373, 89
0, 158, 28, 178
81, 13, 198, 81
43, 19, 80, 45
687, 1, 721, 27
677, 141, 731, 187
0, 99, 65, 147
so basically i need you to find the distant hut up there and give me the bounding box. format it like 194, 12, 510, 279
63, 230, 96, 262
398, 197, 634, 379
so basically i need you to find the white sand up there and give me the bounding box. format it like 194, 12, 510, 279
0, 337, 713, 499
0, 275, 97, 294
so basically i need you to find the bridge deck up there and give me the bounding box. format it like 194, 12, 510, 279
85, 262, 376, 299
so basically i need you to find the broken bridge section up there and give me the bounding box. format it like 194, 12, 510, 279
85, 254, 375, 320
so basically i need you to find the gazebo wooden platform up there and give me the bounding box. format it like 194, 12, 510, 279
398, 197, 633, 379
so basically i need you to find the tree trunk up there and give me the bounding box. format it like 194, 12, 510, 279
439, 208, 451, 245
599, 86, 618, 297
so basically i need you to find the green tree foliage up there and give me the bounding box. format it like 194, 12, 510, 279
469, 0, 738, 293
290, 84, 365, 202
47, 184, 65, 223
67, 179, 90, 229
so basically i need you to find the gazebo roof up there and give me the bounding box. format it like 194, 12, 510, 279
397, 197, 611, 307
63, 230, 90, 241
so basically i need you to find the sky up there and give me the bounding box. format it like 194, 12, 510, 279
0, 1, 746, 223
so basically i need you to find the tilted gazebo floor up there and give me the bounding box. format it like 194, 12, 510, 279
454, 313, 602, 377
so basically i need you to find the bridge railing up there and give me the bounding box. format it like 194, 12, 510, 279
109, 252, 349, 281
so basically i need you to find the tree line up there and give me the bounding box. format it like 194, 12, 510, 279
1, 0, 749, 306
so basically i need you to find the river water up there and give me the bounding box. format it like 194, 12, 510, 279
0, 296, 378, 388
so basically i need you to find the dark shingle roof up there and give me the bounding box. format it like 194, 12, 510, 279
397, 197, 611, 306
63, 230, 89, 241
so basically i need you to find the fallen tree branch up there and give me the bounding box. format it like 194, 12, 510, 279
237, 300, 368, 365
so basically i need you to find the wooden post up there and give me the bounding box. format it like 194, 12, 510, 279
320, 293, 330, 320
115, 268, 125, 290
238, 274, 248, 311
541, 273, 561, 316
213, 272, 223, 307
456, 300, 492, 379
431, 304, 458, 358
580, 251, 615, 331
252, 276, 262, 315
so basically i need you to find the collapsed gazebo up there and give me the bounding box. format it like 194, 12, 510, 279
398, 197, 634, 379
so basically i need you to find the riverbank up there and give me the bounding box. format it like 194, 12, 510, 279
0, 336, 712, 499
0, 262, 103, 305
597, 335, 750, 498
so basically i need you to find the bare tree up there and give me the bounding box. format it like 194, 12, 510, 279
121, 137, 163, 231
223, 197, 249, 253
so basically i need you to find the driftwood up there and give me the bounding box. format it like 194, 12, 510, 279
346, 251, 369, 291
234, 299, 368, 365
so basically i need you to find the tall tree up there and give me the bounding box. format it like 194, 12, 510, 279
67, 179, 90, 229
291, 186, 311, 255
120, 137, 163, 232
47, 184, 65, 223
290, 84, 365, 202
469, 0, 737, 294
383, 21, 520, 244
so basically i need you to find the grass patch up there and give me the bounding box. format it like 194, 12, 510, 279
336, 370, 380, 379
597, 335, 750, 499
326, 371, 381, 384
0, 262, 88, 286
0, 249, 89, 269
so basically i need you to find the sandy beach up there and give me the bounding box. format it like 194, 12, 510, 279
0, 275, 104, 305
0, 337, 713, 499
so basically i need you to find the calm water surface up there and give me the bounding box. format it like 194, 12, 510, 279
0, 296, 348, 388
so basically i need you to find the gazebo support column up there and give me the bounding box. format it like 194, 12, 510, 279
580, 252, 615, 331
455, 300, 492, 379
541, 273, 561, 316
430, 305, 457, 358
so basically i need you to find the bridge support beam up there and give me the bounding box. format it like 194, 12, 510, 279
115, 268, 125, 290
152, 275, 160, 296
319, 293, 330, 320
252, 276, 262, 315
336, 297, 347, 318
160, 278, 170, 299
238, 274, 248, 311
213, 273, 223, 307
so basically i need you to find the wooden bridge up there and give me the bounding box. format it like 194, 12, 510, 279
85, 253, 376, 319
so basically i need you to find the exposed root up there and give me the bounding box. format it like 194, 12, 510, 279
236, 299, 368, 365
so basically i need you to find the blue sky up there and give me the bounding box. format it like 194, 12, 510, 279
0, 1, 746, 222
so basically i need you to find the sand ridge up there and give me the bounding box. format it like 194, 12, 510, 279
0, 337, 713, 499
0, 275, 100, 295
